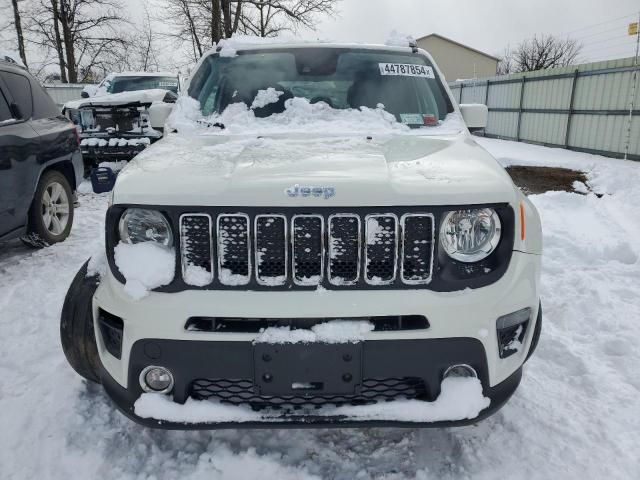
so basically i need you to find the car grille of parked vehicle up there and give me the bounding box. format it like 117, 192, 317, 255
189, 377, 427, 410
178, 211, 435, 289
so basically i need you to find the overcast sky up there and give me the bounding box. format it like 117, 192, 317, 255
298, 0, 640, 62
4, 0, 640, 75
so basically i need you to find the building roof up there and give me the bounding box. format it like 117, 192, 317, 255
415, 34, 499, 61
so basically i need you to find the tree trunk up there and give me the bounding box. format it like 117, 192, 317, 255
221, 0, 232, 38
58, 0, 78, 82
212, 0, 222, 43
50, 0, 68, 83
10, 0, 28, 67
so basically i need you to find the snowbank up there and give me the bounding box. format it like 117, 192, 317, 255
254, 320, 375, 344
113, 242, 175, 299
134, 376, 489, 424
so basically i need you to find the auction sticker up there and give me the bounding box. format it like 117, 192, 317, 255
379, 63, 435, 78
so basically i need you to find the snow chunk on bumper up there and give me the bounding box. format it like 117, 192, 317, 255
114, 242, 175, 299
254, 320, 375, 344
134, 376, 490, 424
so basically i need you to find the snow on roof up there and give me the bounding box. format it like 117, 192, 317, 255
110, 71, 177, 78
208, 35, 415, 57
0, 50, 26, 68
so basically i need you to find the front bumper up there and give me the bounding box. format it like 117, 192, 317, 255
79, 134, 160, 163
100, 338, 524, 429
93, 250, 541, 428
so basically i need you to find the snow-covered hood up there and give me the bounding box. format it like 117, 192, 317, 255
113, 132, 517, 206
64, 89, 171, 110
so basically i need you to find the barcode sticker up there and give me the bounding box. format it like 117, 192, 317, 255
378, 63, 435, 78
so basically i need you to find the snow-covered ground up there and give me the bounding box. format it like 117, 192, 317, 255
1, 138, 639, 479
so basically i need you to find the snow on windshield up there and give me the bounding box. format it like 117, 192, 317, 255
167, 94, 465, 137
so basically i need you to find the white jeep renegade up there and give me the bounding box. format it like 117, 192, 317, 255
61, 42, 542, 428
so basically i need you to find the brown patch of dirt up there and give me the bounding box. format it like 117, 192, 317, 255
505, 166, 589, 195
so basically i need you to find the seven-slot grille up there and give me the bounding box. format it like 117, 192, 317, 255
178, 212, 434, 288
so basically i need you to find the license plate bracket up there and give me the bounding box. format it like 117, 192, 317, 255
253, 343, 363, 396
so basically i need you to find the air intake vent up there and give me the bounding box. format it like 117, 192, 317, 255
328, 214, 361, 285
401, 214, 434, 284
292, 215, 323, 285
255, 215, 287, 286
217, 214, 250, 285
365, 214, 398, 285
180, 214, 213, 286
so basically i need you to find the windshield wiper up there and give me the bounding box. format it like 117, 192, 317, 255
197, 119, 225, 130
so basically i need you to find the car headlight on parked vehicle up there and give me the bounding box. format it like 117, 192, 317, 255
118, 208, 173, 247
439, 208, 501, 262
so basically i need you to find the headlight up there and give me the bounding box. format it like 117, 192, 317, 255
440, 208, 501, 262
118, 208, 173, 246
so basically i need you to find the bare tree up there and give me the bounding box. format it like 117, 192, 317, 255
496, 47, 514, 76
504, 35, 582, 73
159, 0, 339, 63
26, 0, 130, 82
10, 0, 29, 67
239, 0, 338, 38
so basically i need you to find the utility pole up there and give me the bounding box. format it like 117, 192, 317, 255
624, 12, 640, 160
10, 0, 28, 68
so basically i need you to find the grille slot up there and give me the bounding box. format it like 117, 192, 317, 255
364, 214, 398, 285
217, 214, 250, 285
180, 214, 213, 286
291, 215, 324, 285
401, 214, 434, 284
255, 215, 287, 285
190, 377, 427, 410
328, 214, 361, 285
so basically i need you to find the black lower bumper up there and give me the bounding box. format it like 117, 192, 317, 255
99, 337, 523, 429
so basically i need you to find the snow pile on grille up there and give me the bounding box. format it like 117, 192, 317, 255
182, 265, 211, 287
114, 242, 175, 299
80, 138, 151, 148
254, 320, 375, 344
134, 375, 489, 424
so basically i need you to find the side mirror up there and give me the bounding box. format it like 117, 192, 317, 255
459, 104, 488, 132
9, 102, 23, 120
80, 91, 90, 98
148, 102, 175, 130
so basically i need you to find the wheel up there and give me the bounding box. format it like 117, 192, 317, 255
21, 170, 74, 248
60, 261, 102, 383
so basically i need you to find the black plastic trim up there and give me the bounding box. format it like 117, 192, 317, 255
98, 337, 523, 429
105, 203, 514, 293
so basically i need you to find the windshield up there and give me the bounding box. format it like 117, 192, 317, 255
187, 48, 453, 127
108, 75, 179, 94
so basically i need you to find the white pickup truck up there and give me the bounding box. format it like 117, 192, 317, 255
63, 72, 178, 166
60, 42, 542, 429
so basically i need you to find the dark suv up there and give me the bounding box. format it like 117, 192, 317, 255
0, 59, 83, 247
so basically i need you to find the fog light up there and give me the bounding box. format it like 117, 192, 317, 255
443, 364, 477, 379
139, 366, 174, 394
497, 308, 531, 358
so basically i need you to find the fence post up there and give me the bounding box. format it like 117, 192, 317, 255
565, 69, 579, 148
459, 83, 464, 103
484, 80, 490, 105
516, 76, 526, 141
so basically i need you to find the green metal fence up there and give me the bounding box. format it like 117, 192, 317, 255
449, 57, 640, 161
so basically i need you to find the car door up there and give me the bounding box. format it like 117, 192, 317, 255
0, 70, 40, 238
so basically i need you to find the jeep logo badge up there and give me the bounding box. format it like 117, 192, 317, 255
285, 184, 335, 199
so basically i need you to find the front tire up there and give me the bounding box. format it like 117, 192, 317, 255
60, 261, 102, 383
22, 170, 74, 248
